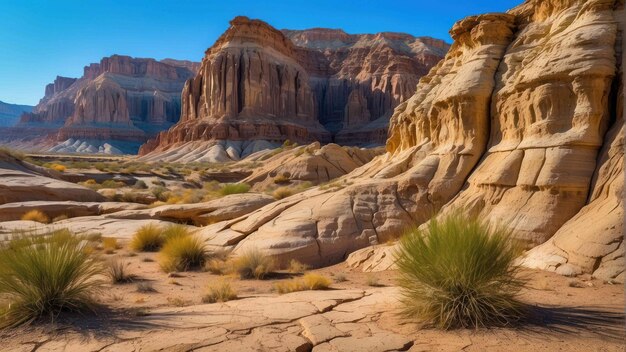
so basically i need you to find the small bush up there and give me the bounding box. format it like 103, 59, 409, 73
334, 273, 348, 283
0, 231, 104, 328
273, 173, 290, 184
133, 180, 148, 189
49, 163, 66, 172
136, 281, 156, 293
205, 259, 228, 275
272, 187, 294, 200
131, 224, 165, 252
202, 280, 238, 303
21, 210, 50, 224
102, 237, 119, 253
158, 235, 206, 272
231, 248, 274, 280
101, 180, 125, 189
274, 273, 331, 294
366, 275, 381, 287
288, 259, 309, 274
151, 186, 168, 201
162, 224, 192, 241
218, 183, 250, 196
106, 258, 135, 284
395, 213, 526, 329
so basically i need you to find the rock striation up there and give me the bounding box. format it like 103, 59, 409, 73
195, 0, 624, 282
8, 55, 199, 153
138, 17, 449, 158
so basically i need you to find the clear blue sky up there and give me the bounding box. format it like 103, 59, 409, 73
0, 0, 521, 106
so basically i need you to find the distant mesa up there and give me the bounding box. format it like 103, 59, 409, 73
139, 16, 449, 160
0, 101, 33, 127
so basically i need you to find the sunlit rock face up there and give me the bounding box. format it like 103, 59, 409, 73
138, 17, 449, 156
192, 0, 624, 282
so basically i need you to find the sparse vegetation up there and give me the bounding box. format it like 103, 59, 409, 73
106, 258, 135, 284
231, 248, 274, 280
202, 280, 238, 303
395, 213, 526, 329
366, 275, 381, 287
21, 210, 50, 224
162, 224, 192, 241
274, 273, 331, 294
102, 237, 119, 254
0, 230, 104, 328
205, 259, 228, 275
136, 281, 156, 293
272, 187, 294, 200
158, 235, 206, 272
334, 273, 347, 283
273, 173, 290, 184
48, 163, 66, 172
131, 224, 165, 252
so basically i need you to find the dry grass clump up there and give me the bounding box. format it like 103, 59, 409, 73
131, 224, 165, 252
202, 280, 238, 303
106, 258, 135, 284
272, 187, 294, 200
158, 235, 206, 273
162, 224, 192, 241
102, 237, 119, 254
49, 163, 66, 172
231, 248, 274, 280
395, 213, 526, 329
288, 259, 309, 274
136, 281, 156, 293
274, 273, 331, 294
21, 210, 50, 224
0, 230, 104, 328
273, 173, 290, 184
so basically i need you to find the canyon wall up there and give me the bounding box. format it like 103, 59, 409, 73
138, 17, 449, 157
198, 0, 624, 282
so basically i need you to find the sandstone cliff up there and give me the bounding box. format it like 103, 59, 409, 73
11, 55, 198, 153
138, 17, 449, 157
196, 0, 624, 282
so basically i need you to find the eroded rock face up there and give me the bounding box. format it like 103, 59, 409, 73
196, 0, 624, 282
138, 17, 449, 157
7, 55, 199, 153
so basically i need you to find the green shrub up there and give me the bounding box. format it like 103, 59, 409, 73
158, 235, 206, 272
131, 224, 165, 252
0, 230, 104, 328
218, 183, 250, 196
231, 248, 274, 280
133, 180, 148, 189
395, 213, 526, 329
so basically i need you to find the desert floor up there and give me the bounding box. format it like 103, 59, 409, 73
1, 249, 624, 352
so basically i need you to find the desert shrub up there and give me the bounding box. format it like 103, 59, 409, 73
205, 259, 228, 275
158, 235, 206, 272
272, 187, 294, 200
21, 210, 50, 224
106, 258, 135, 284
231, 248, 274, 280
273, 173, 290, 184
131, 224, 165, 252
133, 180, 147, 189
395, 213, 526, 329
49, 163, 66, 172
274, 273, 331, 294
366, 275, 381, 287
84, 179, 98, 185
218, 183, 250, 196
162, 224, 192, 241
102, 237, 119, 253
136, 281, 156, 293
151, 186, 168, 202
334, 273, 347, 283
202, 280, 238, 303
0, 231, 104, 328
101, 180, 125, 189
288, 259, 309, 274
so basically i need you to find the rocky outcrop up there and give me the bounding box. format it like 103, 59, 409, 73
194, 0, 624, 282
0, 101, 33, 127
138, 17, 449, 157
7, 55, 199, 153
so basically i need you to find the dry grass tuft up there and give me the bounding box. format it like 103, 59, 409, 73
274, 273, 331, 294
21, 210, 50, 224
231, 248, 274, 280
202, 280, 238, 303
158, 235, 206, 273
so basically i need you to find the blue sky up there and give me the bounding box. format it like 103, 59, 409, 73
0, 0, 521, 105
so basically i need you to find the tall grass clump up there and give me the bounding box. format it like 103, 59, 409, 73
218, 183, 250, 196
202, 280, 238, 303
162, 224, 192, 241
158, 235, 206, 272
231, 248, 274, 280
0, 230, 104, 328
395, 213, 526, 329
131, 224, 164, 252
21, 210, 50, 224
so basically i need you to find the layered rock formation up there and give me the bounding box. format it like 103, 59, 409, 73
138, 17, 449, 158
7, 55, 199, 153
195, 0, 624, 282
0, 101, 33, 127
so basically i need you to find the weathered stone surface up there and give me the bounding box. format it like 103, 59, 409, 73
193, 0, 624, 278
0, 201, 146, 221
0, 154, 104, 204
